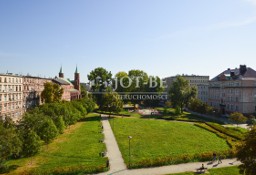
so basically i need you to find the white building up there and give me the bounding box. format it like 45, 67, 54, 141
164, 75, 209, 103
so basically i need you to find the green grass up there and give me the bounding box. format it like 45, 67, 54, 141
149, 108, 224, 124
168, 166, 241, 175
4, 114, 108, 175
110, 118, 231, 168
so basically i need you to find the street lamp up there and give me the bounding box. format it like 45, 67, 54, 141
128, 136, 132, 168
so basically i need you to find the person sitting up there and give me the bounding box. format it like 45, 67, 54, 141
197, 164, 207, 173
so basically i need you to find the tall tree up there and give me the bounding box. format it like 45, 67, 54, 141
87, 67, 112, 107
101, 91, 123, 114
41, 82, 64, 103
168, 76, 197, 113
237, 126, 256, 175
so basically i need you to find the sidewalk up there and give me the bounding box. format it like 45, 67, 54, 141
98, 115, 127, 175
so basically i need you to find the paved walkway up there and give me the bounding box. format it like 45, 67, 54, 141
98, 115, 127, 175
97, 115, 241, 175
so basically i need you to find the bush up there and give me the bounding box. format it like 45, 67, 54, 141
205, 122, 244, 140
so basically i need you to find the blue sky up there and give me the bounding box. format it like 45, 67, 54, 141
0, 0, 256, 82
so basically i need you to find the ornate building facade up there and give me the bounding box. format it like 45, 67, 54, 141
0, 73, 23, 121
209, 65, 256, 114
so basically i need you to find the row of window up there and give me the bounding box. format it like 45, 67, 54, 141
0, 102, 23, 111
0, 94, 23, 102
0, 85, 22, 92
0, 77, 22, 83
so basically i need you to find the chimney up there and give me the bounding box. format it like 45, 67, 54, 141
240, 65, 247, 75
230, 71, 235, 77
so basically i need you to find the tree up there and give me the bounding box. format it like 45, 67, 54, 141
237, 126, 256, 175
20, 129, 41, 157
41, 82, 64, 103
87, 67, 112, 107
168, 76, 197, 113
37, 118, 58, 144
230, 112, 247, 127
0, 119, 22, 165
101, 91, 123, 114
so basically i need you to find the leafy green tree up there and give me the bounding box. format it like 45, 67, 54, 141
189, 98, 213, 114
168, 76, 197, 113
237, 126, 256, 175
54, 116, 66, 134
41, 82, 64, 103
101, 91, 123, 114
0, 119, 22, 164
114, 71, 130, 93
87, 67, 112, 107
230, 112, 247, 127
36, 117, 58, 144
144, 76, 164, 107
20, 129, 41, 157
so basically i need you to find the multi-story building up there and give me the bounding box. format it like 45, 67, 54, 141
208, 65, 256, 114
164, 75, 209, 103
0, 73, 23, 121
23, 76, 51, 111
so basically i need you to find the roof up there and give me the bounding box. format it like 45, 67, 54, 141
52, 78, 71, 85
211, 66, 256, 81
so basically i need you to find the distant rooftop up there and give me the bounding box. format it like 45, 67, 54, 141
211, 65, 256, 81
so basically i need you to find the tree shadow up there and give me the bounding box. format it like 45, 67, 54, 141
79, 116, 101, 122
0, 165, 19, 174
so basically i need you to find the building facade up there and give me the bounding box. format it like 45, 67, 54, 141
23, 76, 51, 111
164, 75, 210, 103
0, 73, 23, 121
208, 65, 256, 114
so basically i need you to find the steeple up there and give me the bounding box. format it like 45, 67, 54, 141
59, 66, 64, 78
74, 65, 80, 91
60, 66, 63, 74
75, 65, 78, 74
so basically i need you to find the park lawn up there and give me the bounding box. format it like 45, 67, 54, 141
4, 114, 108, 175
152, 108, 223, 124
168, 166, 240, 175
110, 118, 231, 168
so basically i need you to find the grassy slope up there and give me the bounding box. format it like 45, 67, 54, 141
111, 118, 230, 167
4, 114, 107, 175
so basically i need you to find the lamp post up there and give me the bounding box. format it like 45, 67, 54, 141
128, 136, 132, 168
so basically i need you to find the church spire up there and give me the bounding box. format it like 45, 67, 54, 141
75, 65, 78, 74
59, 66, 64, 78
60, 66, 63, 74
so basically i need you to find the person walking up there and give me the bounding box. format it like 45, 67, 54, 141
212, 153, 217, 163
218, 155, 222, 164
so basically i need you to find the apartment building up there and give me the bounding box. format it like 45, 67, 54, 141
0, 73, 23, 121
209, 65, 256, 114
164, 75, 209, 103
23, 76, 51, 110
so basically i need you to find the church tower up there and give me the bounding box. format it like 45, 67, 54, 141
59, 66, 64, 78
74, 66, 80, 91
